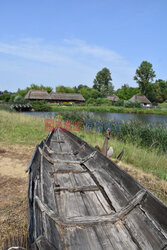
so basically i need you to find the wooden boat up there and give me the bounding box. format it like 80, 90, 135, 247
27, 129, 167, 250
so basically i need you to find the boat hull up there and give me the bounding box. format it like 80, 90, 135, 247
28, 129, 167, 249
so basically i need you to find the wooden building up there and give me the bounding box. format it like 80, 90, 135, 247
25, 90, 85, 104
107, 95, 119, 103
50, 92, 85, 104
129, 94, 151, 107
25, 90, 51, 101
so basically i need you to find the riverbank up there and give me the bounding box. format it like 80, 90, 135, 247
49, 103, 167, 115
0, 110, 167, 247
0, 110, 166, 180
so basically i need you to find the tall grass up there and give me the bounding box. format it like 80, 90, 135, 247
49, 103, 167, 115
0, 111, 47, 145
0, 111, 166, 181
0, 103, 12, 112
112, 120, 167, 152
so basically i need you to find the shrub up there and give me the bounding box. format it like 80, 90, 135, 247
32, 101, 52, 112
124, 101, 141, 108
114, 99, 124, 107
14, 95, 25, 103
86, 98, 95, 104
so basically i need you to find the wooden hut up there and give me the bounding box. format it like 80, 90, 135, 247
107, 95, 119, 103
50, 93, 85, 104
25, 90, 51, 101
129, 94, 151, 107
25, 90, 85, 104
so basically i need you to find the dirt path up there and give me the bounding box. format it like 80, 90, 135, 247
0, 144, 34, 248
0, 144, 166, 248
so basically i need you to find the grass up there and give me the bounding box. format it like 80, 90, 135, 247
112, 120, 167, 152
48, 103, 167, 114
0, 110, 166, 181
159, 102, 167, 110
0, 110, 48, 146
0, 103, 12, 112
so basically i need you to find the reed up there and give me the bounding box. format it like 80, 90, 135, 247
0, 111, 166, 181
49, 103, 167, 115
112, 120, 167, 152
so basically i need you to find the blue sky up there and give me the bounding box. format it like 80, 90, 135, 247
0, 0, 167, 92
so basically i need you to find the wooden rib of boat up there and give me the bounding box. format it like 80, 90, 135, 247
27, 129, 167, 250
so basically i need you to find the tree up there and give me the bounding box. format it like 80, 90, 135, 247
79, 87, 101, 100
155, 79, 167, 102
16, 84, 53, 98
56, 86, 75, 93
134, 61, 156, 97
93, 68, 114, 97
116, 84, 140, 100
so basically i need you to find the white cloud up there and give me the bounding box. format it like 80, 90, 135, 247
64, 39, 129, 66
0, 38, 136, 90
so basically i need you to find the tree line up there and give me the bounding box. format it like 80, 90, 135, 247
0, 61, 167, 104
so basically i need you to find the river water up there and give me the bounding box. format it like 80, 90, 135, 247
24, 111, 167, 126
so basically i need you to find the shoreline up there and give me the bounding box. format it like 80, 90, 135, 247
49, 104, 167, 115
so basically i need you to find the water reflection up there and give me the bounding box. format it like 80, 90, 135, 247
23, 111, 167, 126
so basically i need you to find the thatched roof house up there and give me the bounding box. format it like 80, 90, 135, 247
50, 93, 85, 103
25, 90, 85, 103
107, 95, 119, 102
129, 94, 151, 106
25, 90, 51, 100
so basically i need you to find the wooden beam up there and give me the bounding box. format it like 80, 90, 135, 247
38, 147, 97, 165
35, 190, 147, 227
54, 185, 99, 193
50, 170, 87, 174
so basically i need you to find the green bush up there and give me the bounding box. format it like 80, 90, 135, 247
86, 98, 95, 104
14, 95, 25, 103
32, 100, 52, 111
124, 101, 141, 108
114, 99, 124, 106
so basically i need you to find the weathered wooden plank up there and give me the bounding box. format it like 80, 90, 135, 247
34, 201, 43, 239
35, 235, 56, 250
45, 214, 63, 249
55, 190, 67, 218
94, 191, 112, 214
69, 172, 90, 216
84, 191, 108, 215
65, 190, 81, 217
53, 162, 83, 173
90, 169, 131, 212
141, 192, 167, 237
54, 173, 73, 189
65, 227, 103, 250
124, 207, 167, 250
73, 172, 96, 186
102, 221, 138, 250
89, 225, 115, 250
54, 173, 70, 217
42, 157, 57, 212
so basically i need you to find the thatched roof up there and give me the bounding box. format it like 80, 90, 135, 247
129, 94, 151, 104
107, 95, 119, 102
25, 90, 85, 102
50, 93, 85, 102
25, 90, 51, 100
